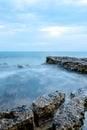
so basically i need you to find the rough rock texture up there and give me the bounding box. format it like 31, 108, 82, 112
46, 56, 87, 73
32, 91, 65, 126
53, 87, 87, 130
0, 91, 65, 130
1, 88, 87, 130
70, 87, 87, 109
0, 105, 34, 130
53, 98, 85, 130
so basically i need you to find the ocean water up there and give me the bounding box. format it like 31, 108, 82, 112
0, 51, 87, 65
0, 51, 87, 129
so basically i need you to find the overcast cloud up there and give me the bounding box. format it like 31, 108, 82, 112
0, 0, 87, 51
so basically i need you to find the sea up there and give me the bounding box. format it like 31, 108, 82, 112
0, 51, 87, 129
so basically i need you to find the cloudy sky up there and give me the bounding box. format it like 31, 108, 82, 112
0, 0, 87, 51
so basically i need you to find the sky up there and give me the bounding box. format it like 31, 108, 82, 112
0, 0, 87, 51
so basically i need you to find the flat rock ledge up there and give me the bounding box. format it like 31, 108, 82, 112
46, 56, 87, 73
0, 91, 65, 130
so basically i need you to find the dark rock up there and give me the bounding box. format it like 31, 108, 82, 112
46, 56, 87, 73
53, 87, 87, 130
32, 91, 65, 126
70, 91, 75, 99
1, 88, 87, 130
46, 57, 57, 64
0, 105, 35, 130
17, 64, 24, 68
70, 87, 87, 109
53, 97, 85, 130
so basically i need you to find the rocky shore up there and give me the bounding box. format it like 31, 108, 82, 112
53, 87, 87, 130
0, 88, 87, 130
0, 56, 87, 130
0, 91, 65, 130
46, 56, 87, 73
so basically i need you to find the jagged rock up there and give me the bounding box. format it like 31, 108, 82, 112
46, 56, 87, 73
32, 91, 65, 126
53, 97, 85, 130
0, 105, 35, 130
1, 88, 87, 130
53, 87, 87, 130
70, 87, 87, 109
46, 57, 57, 64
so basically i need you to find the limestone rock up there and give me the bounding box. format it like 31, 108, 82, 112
0, 105, 35, 130
53, 87, 87, 130
46, 56, 87, 73
32, 91, 65, 126
70, 87, 87, 109
53, 97, 85, 130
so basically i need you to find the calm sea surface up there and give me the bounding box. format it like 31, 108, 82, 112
0, 51, 87, 65
0, 51, 87, 129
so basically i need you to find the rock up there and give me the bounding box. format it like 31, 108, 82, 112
70, 87, 87, 109
53, 87, 87, 130
1, 88, 87, 130
0, 105, 35, 130
53, 97, 85, 130
17, 64, 24, 68
0, 91, 65, 130
32, 91, 65, 126
46, 56, 87, 73
70, 91, 75, 99
46, 57, 57, 64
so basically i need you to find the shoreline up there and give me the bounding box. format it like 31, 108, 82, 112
0, 88, 87, 130
0, 56, 87, 129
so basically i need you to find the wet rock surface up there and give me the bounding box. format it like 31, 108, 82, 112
0, 105, 34, 130
53, 87, 87, 130
0, 88, 87, 130
46, 56, 87, 73
32, 91, 65, 126
70, 87, 87, 109
0, 91, 65, 130
53, 98, 85, 130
